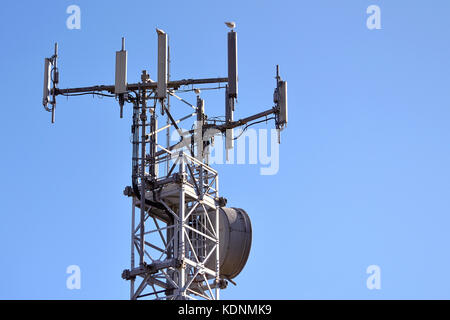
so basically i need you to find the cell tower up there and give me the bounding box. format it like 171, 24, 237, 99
42, 25, 287, 300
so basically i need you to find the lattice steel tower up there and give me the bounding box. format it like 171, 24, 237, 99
42, 25, 287, 300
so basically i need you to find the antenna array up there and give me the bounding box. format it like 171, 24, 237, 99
42, 27, 287, 300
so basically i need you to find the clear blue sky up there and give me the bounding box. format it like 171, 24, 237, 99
1, 0, 450, 299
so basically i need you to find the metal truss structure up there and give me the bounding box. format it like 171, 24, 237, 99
117, 70, 228, 300
124, 152, 224, 300
42, 27, 287, 300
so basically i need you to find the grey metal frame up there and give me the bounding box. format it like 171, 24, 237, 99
125, 151, 221, 300
42, 28, 287, 300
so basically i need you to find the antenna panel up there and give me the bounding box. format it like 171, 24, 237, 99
225, 86, 234, 123
115, 50, 128, 94
226, 128, 234, 150
43, 58, 52, 106
227, 31, 238, 98
278, 80, 288, 127
157, 32, 168, 99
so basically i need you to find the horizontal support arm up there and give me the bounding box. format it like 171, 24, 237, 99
205, 107, 277, 132
153, 107, 277, 157
55, 77, 228, 95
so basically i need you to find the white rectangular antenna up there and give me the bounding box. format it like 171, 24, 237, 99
43, 58, 52, 106
225, 85, 234, 148
226, 128, 234, 150
227, 31, 238, 98
225, 85, 234, 123
157, 30, 168, 99
154, 118, 159, 177
115, 38, 128, 94
278, 80, 288, 127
